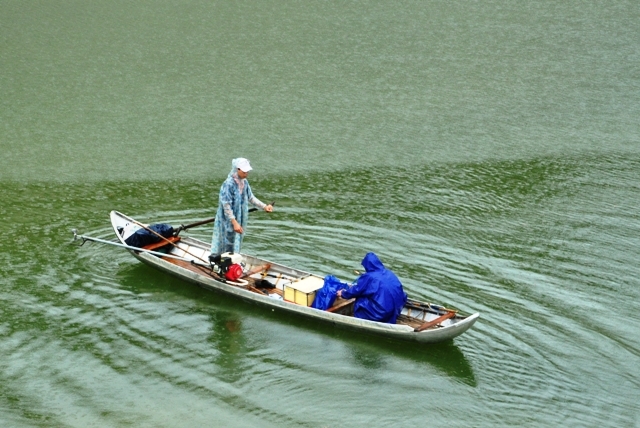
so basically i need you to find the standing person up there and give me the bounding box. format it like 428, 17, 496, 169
211, 158, 273, 255
336, 252, 407, 324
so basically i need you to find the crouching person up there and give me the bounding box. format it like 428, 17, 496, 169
336, 252, 407, 324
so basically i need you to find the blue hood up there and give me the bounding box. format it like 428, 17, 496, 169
362, 252, 385, 273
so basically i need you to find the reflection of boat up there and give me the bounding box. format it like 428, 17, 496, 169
77, 211, 480, 344
344, 333, 477, 385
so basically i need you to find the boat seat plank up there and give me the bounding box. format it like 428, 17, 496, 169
414, 311, 456, 332
327, 297, 355, 313
142, 236, 181, 252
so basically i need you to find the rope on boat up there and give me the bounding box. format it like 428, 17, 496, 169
226, 278, 249, 286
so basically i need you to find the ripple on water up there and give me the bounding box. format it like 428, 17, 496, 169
2, 153, 640, 426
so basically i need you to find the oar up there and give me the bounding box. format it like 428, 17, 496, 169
175, 217, 217, 232
174, 202, 275, 234
174, 209, 256, 234
70, 229, 211, 267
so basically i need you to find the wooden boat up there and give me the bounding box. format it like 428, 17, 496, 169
80, 211, 479, 344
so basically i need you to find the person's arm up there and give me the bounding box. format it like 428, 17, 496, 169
222, 203, 235, 221
222, 203, 243, 233
246, 182, 273, 212
248, 195, 267, 210
339, 276, 370, 300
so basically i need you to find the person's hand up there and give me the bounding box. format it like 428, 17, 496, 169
232, 219, 243, 234
264, 204, 273, 213
336, 289, 343, 299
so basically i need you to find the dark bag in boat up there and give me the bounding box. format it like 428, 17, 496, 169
124, 223, 174, 248
311, 275, 350, 311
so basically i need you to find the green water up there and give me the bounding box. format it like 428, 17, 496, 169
2, 1, 639, 427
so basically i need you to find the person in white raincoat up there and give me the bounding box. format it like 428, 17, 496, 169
210, 158, 273, 255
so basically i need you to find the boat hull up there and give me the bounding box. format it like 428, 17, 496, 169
110, 211, 479, 344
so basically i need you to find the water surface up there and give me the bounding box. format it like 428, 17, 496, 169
1, 1, 639, 426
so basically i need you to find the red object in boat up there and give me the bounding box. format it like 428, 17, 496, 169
225, 264, 243, 281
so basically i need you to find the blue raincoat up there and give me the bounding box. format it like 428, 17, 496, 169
340, 252, 408, 324
211, 158, 266, 254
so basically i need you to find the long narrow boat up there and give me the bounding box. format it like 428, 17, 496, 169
82, 211, 479, 343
